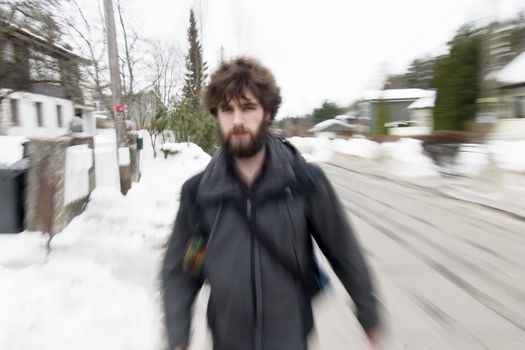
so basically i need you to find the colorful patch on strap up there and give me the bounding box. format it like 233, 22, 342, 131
183, 235, 206, 278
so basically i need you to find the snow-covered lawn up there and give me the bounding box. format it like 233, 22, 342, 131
0, 131, 210, 350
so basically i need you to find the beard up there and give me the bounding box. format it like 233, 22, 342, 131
220, 121, 268, 158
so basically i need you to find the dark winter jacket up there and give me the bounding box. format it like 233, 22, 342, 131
162, 136, 379, 350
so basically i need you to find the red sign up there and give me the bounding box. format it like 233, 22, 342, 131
114, 105, 125, 112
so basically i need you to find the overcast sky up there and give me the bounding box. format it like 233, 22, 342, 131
122, 0, 524, 118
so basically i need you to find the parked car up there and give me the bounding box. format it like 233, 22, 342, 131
385, 120, 419, 128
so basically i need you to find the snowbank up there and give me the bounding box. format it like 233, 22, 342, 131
488, 140, 525, 173
379, 139, 438, 177
289, 135, 525, 180
161, 142, 209, 160
288, 136, 438, 177
287, 136, 333, 162
0, 259, 161, 350
331, 138, 379, 159
453, 144, 490, 177
0, 135, 211, 350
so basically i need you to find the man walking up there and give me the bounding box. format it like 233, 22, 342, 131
162, 57, 380, 350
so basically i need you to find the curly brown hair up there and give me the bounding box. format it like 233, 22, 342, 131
203, 57, 282, 119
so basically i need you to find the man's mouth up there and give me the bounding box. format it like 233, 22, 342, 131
232, 132, 248, 137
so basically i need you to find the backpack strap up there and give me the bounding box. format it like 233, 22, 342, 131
233, 204, 321, 296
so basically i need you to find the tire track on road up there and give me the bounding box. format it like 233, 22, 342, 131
324, 161, 525, 238
321, 164, 525, 333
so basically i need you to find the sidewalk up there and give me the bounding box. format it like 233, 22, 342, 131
327, 153, 525, 221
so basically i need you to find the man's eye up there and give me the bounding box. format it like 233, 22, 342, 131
243, 105, 255, 110
220, 106, 232, 112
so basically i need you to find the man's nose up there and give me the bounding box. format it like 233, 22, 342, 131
233, 109, 244, 126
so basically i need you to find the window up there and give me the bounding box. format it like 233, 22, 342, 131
56, 105, 63, 127
513, 96, 525, 119
10, 99, 20, 126
35, 102, 44, 127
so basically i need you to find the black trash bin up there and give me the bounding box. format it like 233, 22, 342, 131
0, 159, 29, 233
136, 137, 143, 150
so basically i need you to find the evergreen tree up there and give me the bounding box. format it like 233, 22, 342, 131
312, 101, 344, 124
173, 8, 218, 155
171, 99, 218, 154
182, 9, 207, 108
434, 26, 482, 131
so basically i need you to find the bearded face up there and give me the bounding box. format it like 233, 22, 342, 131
220, 119, 267, 158
217, 90, 270, 158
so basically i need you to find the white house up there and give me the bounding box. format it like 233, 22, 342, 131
0, 19, 94, 138
1, 90, 95, 138
491, 51, 525, 139
358, 89, 435, 135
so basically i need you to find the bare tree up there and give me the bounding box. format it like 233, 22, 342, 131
149, 39, 185, 108
116, 0, 138, 96
64, 0, 147, 117
63, 0, 112, 111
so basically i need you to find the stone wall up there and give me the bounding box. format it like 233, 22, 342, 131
24, 135, 95, 234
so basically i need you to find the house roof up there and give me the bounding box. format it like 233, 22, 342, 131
309, 119, 355, 133
495, 51, 525, 86
335, 114, 356, 121
407, 93, 436, 109
0, 19, 87, 62
363, 89, 435, 101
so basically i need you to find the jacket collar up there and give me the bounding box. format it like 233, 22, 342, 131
196, 135, 300, 206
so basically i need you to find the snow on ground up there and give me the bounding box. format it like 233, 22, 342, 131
487, 140, 525, 173
1, 131, 523, 349
289, 136, 439, 177
331, 137, 379, 159
289, 135, 525, 180
0, 131, 210, 350
379, 139, 439, 178
0, 136, 27, 165
452, 144, 490, 177
288, 136, 333, 162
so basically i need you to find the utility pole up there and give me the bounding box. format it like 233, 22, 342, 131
103, 0, 131, 194
103, 0, 126, 147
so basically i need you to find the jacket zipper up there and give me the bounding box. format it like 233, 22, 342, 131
247, 199, 256, 344
247, 198, 263, 350
247, 198, 252, 220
